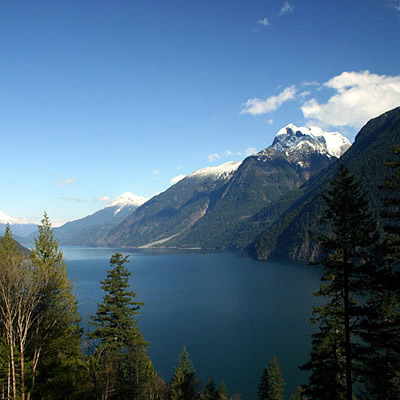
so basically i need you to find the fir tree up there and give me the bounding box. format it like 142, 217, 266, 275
290, 386, 306, 400
302, 165, 378, 400
170, 346, 199, 400
30, 213, 83, 399
257, 356, 285, 400
201, 377, 218, 400
218, 382, 228, 400
357, 149, 400, 399
88, 252, 150, 399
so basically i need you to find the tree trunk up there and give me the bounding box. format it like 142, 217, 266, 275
343, 259, 352, 400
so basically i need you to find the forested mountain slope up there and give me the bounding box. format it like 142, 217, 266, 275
105, 125, 349, 249
251, 106, 400, 261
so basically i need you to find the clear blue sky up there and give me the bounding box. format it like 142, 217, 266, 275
1, 0, 400, 224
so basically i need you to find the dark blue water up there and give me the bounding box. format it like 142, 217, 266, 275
63, 247, 321, 399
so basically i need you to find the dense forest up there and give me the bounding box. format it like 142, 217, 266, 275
1, 156, 400, 399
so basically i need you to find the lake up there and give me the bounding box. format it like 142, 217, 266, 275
63, 246, 321, 399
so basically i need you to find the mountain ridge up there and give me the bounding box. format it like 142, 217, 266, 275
103, 124, 350, 249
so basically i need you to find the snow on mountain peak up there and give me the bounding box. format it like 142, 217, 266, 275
271, 123, 351, 158
104, 192, 148, 214
0, 211, 31, 225
189, 161, 242, 181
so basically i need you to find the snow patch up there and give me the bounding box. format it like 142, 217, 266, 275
189, 161, 242, 181
104, 192, 149, 215
272, 123, 351, 158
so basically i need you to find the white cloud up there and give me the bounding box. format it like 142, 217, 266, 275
258, 17, 270, 26
266, 119, 274, 125
207, 153, 221, 162
241, 85, 297, 115
301, 71, 400, 129
170, 175, 186, 185
299, 90, 311, 98
152, 169, 161, 176
59, 197, 86, 203
96, 196, 110, 203
57, 178, 77, 188
390, 0, 400, 13
280, 1, 294, 15
302, 80, 320, 87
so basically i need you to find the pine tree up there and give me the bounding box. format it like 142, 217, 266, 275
357, 149, 400, 399
29, 212, 83, 399
218, 382, 228, 400
302, 164, 378, 400
88, 252, 149, 399
170, 346, 199, 400
201, 377, 218, 400
290, 386, 306, 400
257, 356, 285, 400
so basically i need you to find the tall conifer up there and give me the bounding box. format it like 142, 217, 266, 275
357, 149, 400, 398
257, 356, 285, 400
302, 164, 378, 400
88, 252, 150, 399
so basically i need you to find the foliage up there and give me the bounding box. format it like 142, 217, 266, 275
289, 386, 306, 400
201, 377, 219, 400
88, 252, 151, 399
356, 147, 400, 399
254, 106, 400, 261
257, 355, 285, 400
30, 213, 83, 399
0, 216, 82, 400
302, 165, 379, 400
170, 346, 199, 400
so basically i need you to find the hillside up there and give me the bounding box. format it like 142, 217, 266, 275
251, 106, 400, 261
105, 125, 349, 249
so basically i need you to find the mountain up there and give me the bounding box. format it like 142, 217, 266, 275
105, 125, 350, 249
251, 106, 400, 262
0, 211, 38, 237
22, 192, 148, 246
104, 161, 242, 247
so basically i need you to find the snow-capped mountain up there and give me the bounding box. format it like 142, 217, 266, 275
20, 192, 148, 246
271, 123, 351, 158
0, 211, 31, 225
103, 123, 351, 249
103, 192, 148, 215
0, 211, 38, 237
186, 161, 242, 182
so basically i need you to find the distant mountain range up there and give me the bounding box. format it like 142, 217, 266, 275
20, 192, 148, 246
0, 211, 38, 238
10, 107, 400, 263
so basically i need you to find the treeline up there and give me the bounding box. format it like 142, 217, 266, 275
0, 155, 400, 399
0, 215, 231, 399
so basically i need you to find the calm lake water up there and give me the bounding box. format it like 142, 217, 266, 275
63, 247, 321, 399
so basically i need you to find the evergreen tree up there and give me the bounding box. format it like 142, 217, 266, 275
30, 213, 83, 399
302, 165, 378, 400
170, 346, 199, 400
257, 356, 285, 400
218, 382, 228, 400
0, 217, 82, 399
290, 386, 306, 400
201, 377, 218, 400
88, 252, 150, 399
357, 149, 400, 399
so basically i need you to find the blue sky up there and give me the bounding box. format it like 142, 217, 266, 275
1, 0, 400, 224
